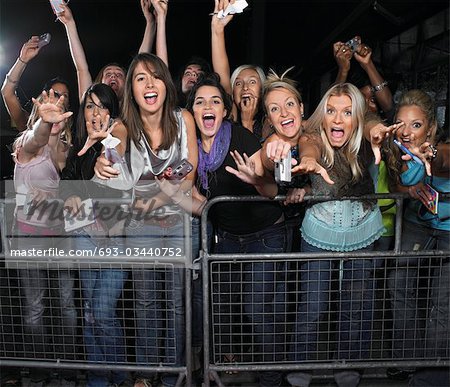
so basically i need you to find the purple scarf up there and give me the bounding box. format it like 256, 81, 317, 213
197, 120, 232, 190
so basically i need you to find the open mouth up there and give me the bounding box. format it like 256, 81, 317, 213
90, 119, 100, 131
202, 113, 216, 129
281, 119, 294, 128
144, 92, 158, 105
331, 127, 345, 139
400, 138, 410, 146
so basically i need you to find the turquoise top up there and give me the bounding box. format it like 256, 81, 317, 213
301, 200, 385, 252
403, 174, 450, 231
400, 160, 425, 186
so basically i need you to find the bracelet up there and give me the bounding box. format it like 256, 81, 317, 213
18, 57, 28, 65
370, 80, 388, 93
5, 75, 18, 84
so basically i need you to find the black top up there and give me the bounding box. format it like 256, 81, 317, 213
60, 141, 125, 228
198, 123, 282, 234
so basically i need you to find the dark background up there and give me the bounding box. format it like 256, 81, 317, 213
1, 0, 449, 177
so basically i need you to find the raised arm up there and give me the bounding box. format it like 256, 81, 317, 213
1, 36, 43, 132
58, 3, 93, 102
354, 41, 393, 113
333, 40, 353, 84
151, 0, 169, 66
211, 0, 234, 95
138, 0, 156, 54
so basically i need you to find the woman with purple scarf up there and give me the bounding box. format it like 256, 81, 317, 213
185, 73, 287, 387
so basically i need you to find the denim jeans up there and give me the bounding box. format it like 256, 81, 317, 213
74, 231, 129, 387
19, 268, 77, 359
14, 222, 77, 360
388, 220, 450, 360
214, 221, 287, 386
290, 238, 377, 362
126, 219, 186, 387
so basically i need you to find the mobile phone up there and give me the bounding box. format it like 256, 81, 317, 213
393, 139, 424, 165
166, 159, 194, 180
49, 0, 65, 14
345, 36, 361, 53
423, 184, 439, 215
38, 33, 51, 49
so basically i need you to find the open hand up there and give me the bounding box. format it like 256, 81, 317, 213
292, 156, 334, 185
78, 116, 117, 156
33, 89, 72, 124
370, 121, 404, 164
225, 150, 259, 185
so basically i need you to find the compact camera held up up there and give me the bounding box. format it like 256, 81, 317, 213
275, 152, 292, 183
38, 33, 51, 49
345, 36, 361, 53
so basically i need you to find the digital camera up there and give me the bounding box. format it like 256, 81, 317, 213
274, 152, 292, 183
345, 36, 361, 53
38, 33, 51, 49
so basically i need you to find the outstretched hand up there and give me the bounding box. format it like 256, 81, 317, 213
291, 156, 334, 185
33, 89, 72, 124
400, 139, 434, 176
78, 116, 118, 156
225, 150, 260, 185
370, 121, 404, 164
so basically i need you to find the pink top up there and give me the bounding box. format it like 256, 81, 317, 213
14, 145, 63, 228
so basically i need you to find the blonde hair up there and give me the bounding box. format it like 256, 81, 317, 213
230, 64, 266, 92
306, 83, 366, 181
262, 67, 302, 114
396, 89, 437, 141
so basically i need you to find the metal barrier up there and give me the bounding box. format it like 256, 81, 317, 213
200, 194, 450, 386
1, 193, 449, 386
0, 196, 194, 387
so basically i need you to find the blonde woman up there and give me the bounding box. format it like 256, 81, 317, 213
12, 90, 75, 385
286, 83, 385, 387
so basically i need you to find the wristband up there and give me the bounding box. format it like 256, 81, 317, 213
18, 57, 28, 65
370, 80, 388, 93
